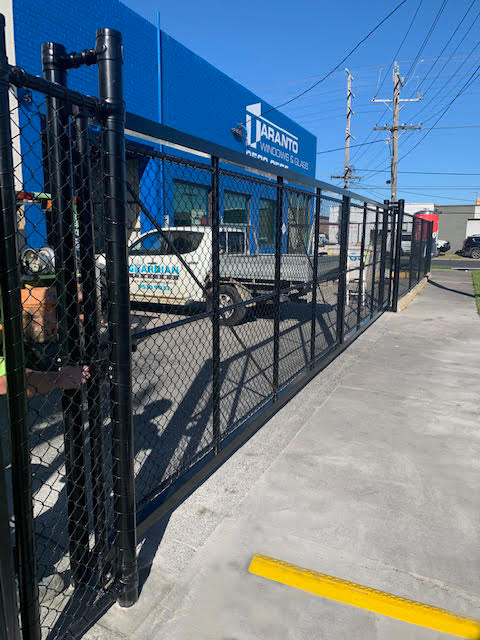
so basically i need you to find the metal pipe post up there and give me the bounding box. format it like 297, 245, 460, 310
408, 217, 415, 290
42, 40, 90, 585
336, 195, 350, 344
378, 202, 389, 307
72, 109, 107, 567
210, 156, 221, 452
356, 202, 367, 329
0, 15, 41, 638
370, 207, 379, 317
0, 437, 21, 640
387, 202, 395, 308
391, 199, 404, 312
425, 220, 433, 274
97, 27, 138, 607
310, 188, 321, 364
272, 176, 283, 397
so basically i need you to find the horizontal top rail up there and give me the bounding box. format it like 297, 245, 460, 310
8, 64, 115, 114
125, 112, 385, 207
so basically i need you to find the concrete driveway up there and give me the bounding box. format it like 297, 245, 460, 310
87, 270, 480, 640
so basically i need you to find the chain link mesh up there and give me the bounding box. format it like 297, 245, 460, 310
0, 58, 428, 640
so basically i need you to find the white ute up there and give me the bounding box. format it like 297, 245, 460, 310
101, 226, 339, 325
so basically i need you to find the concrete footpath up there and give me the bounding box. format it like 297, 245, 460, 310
87, 270, 480, 640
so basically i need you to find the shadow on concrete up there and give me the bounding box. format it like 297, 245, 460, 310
428, 279, 475, 298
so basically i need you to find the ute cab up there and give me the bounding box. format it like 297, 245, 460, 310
127, 226, 249, 304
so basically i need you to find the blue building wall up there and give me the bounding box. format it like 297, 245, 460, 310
12, 0, 158, 118
12, 0, 158, 246
11, 0, 317, 250
160, 32, 316, 179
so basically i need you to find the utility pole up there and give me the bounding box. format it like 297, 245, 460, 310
372, 62, 421, 201
331, 69, 358, 189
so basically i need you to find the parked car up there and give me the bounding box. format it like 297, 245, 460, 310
460, 235, 480, 259
436, 238, 450, 253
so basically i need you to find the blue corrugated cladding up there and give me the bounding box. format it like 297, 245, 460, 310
160, 32, 317, 179
12, 0, 317, 250
13, 0, 158, 116
13, 0, 158, 245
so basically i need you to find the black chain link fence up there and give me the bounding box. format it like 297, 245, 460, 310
2, 70, 119, 640
397, 212, 433, 299
0, 24, 432, 640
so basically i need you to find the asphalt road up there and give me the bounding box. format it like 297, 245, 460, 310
432, 257, 480, 269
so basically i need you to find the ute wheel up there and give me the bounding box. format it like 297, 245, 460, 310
470, 248, 480, 259
207, 285, 246, 326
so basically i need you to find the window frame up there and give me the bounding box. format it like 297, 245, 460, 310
222, 190, 251, 227
258, 197, 276, 247
173, 179, 210, 227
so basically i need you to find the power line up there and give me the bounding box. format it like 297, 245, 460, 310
352, 6, 480, 168
411, 3, 480, 106
373, 0, 424, 99
357, 169, 480, 175
252, 51, 472, 93
262, 0, 408, 114
351, 0, 426, 165
412, 0, 477, 95
360, 184, 480, 188
357, 51, 480, 178
398, 60, 480, 161
358, 185, 475, 202
403, 0, 449, 83
316, 139, 387, 155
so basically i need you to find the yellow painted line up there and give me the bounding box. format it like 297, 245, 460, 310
249, 555, 480, 639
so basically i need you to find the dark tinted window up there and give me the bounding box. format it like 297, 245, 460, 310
173, 182, 209, 226
219, 230, 246, 254
224, 192, 249, 225
130, 231, 204, 255
259, 198, 275, 246
228, 232, 245, 254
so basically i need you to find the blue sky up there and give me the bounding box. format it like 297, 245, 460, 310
124, 0, 480, 205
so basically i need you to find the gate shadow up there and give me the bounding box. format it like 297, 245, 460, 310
132, 299, 338, 595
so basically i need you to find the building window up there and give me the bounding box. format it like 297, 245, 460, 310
173, 181, 209, 226
287, 192, 311, 253
259, 198, 275, 246
223, 191, 249, 225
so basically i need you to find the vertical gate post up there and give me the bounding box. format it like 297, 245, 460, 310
408, 216, 415, 290
391, 198, 404, 312
387, 202, 395, 308
378, 202, 389, 308
336, 195, 350, 344
210, 155, 221, 452
96, 27, 138, 607
0, 16, 41, 638
356, 202, 367, 328
0, 437, 21, 640
72, 109, 107, 567
425, 220, 433, 275
42, 40, 90, 584
310, 187, 321, 365
272, 176, 283, 397
369, 206, 379, 317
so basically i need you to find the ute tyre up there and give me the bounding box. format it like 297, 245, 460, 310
470, 248, 480, 259
208, 285, 246, 326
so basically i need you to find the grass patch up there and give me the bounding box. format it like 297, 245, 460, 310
433, 254, 464, 260
472, 271, 480, 315
432, 264, 452, 270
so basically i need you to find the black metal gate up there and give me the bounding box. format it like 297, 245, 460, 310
0, 19, 137, 639
0, 19, 433, 640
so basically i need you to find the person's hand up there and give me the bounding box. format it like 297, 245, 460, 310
56, 365, 90, 390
